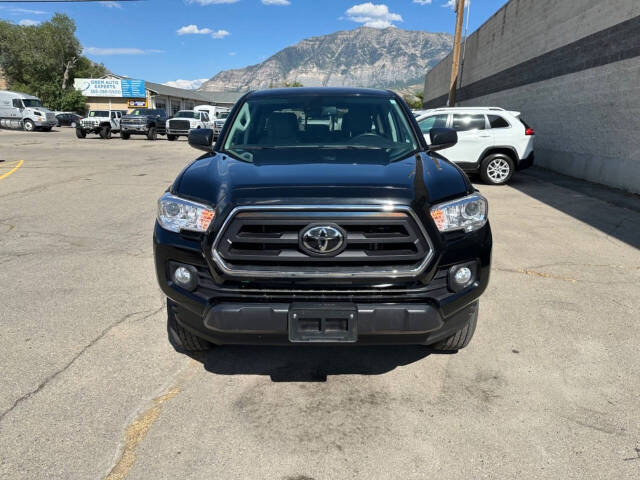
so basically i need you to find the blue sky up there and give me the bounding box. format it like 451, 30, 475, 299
0, 0, 507, 88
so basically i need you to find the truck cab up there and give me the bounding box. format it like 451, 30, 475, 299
0, 90, 57, 131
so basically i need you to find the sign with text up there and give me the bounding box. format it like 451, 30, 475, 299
128, 99, 147, 108
74, 78, 146, 98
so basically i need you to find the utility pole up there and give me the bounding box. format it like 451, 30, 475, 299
448, 0, 466, 106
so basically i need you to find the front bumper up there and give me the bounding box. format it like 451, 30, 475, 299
121, 124, 148, 133
169, 297, 479, 346
154, 218, 492, 346
167, 128, 190, 135
35, 119, 56, 127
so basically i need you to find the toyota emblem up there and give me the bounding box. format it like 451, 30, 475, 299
300, 224, 346, 256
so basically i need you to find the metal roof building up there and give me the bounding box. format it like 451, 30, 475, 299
74, 75, 243, 114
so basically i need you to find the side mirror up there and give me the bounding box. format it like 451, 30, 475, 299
428, 128, 457, 151
188, 128, 214, 152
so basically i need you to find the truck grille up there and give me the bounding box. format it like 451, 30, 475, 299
168, 119, 190, 130
122, 117, 145, 125
211, 206, 434, 279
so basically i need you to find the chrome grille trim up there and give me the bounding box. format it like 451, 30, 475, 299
210, 205, 435, 279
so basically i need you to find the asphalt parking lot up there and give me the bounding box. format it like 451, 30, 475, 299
1, 127, 639, 479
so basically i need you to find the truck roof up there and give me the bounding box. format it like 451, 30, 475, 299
247, 87, 394, 99
0, 90, 40, 100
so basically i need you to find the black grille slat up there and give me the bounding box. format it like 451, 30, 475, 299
214, 209, 432, 275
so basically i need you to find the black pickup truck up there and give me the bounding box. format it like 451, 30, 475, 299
120, 108, 168, 140
154, 88, 492, 351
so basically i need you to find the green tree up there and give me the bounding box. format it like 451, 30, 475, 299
283, 81, 304, 88
0, 14, 107, 112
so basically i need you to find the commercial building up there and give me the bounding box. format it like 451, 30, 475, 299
73, 75, 242, 115
422, 0, 640, 193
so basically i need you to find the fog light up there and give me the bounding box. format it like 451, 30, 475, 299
171, 264, 198, 291
454, 267, 472, 285
448, 262, 477, 293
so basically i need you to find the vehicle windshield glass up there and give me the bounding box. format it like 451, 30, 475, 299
218, 111, 229, 119
129, 109, 152, 116
176, 111, 199, 119
89, 111, 108, 117
222, 95, 419, 163
22, 99, 43, 108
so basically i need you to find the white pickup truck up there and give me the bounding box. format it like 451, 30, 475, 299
77, 110, 125, 139
166, 110, 213, 141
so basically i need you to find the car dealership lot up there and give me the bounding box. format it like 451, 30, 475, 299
1, 128, 639, 479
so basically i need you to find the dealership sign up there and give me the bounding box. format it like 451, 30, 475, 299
74, 78, 146, 98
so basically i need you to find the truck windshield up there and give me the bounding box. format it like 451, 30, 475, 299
175, 111, 199, 119
222, 95, 419, 163
89, 111, 108, 117
22, 99, 43, 108
129, 109, 153, 115
217, 111, 229, 119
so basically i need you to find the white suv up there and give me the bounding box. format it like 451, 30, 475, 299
416, 107, 535, 184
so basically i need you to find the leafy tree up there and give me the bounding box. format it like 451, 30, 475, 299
0, 14, 107, 112
283, 81, 304, 88
404, 90, 425, 109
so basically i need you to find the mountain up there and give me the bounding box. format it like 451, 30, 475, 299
199, 27, 452, 92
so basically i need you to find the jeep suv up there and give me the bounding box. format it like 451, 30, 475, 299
77, 110, 125, 139
120, 108, 168, 140
154, 88, 492, 351
416, 107, 535, 184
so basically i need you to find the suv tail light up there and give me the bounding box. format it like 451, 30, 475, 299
525, 128, 535, 136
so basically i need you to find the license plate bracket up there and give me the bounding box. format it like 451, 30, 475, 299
288, 304, 357, 343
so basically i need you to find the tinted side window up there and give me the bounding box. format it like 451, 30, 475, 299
452, 114, 486, 131
488, 115, 510, 128
418, 114, 448, 133
12, 99, 22, 108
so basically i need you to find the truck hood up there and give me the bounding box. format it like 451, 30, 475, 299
174, 151, 471, 213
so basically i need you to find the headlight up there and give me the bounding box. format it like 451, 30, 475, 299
157, 192, 215, 233
430, 193, 488, 233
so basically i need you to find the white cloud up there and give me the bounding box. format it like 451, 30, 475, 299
101, 1, 122, 8
211, 29, 230, 38
188, 0, 240, 5
83, 47, 164, 55
345, 3, 402, 28
262, 0, 291, 5
228, 51, 237, 56
442, 0, 456, 9
18, 19, 40, 26
0, 7, 46, 15
164, 79, 208, 89
177, 24, 213, 35
177, 25, 229, 38
413, 0, 432, 5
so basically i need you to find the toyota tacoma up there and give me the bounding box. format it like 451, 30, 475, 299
154, 88, 492, 351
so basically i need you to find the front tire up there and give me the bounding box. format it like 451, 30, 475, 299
75, 128, 86, 139
167, 134, 176, 141
430, 302, 478, 351
23, 119, 35, 131
121, 132, 130, 140
480, 154, 514, 185
146, 126, 157, 140
100, 125, 112, 139
167, 301, 212, 352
